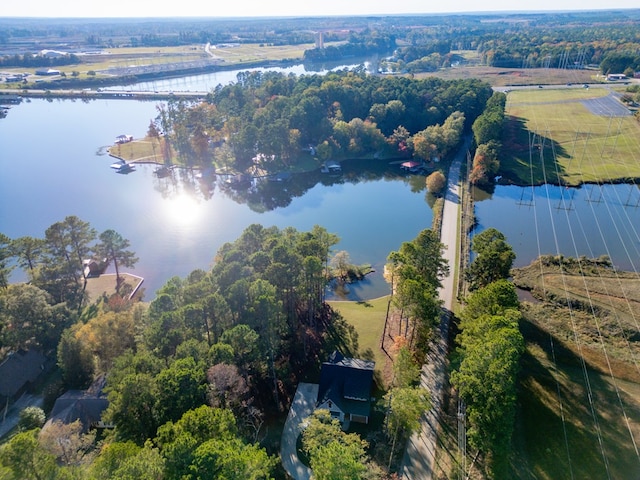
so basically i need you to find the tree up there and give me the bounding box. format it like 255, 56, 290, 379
155, 357, 206, 425
88, 441, 141, 480
206, 363, 249, 411
189, 437, 276, 480
466, 228, 515, 290
75, 308, 139, 372
40, 216, 96, 308
330, 250, 351, 281
155, 406, 238, 480
311, 441, 368, 480
104, 373, 159, 445
462, 279, 519, 321
451, 312, 523, 476
39, 420, 95, 466
18, 407, 46, 431
0, 233, 13, 289
383, 386, 430, 469
57, 327, 95, 388
425, 170, 446, 196
11, 236, 44, 276
0, 429, 62, 480
386, 228, 448, 357
392, 345, 421, 388
0, 283, 61, 351
95, 229, 138, 293
302, 410, 368, 480
110, 441, 165, 480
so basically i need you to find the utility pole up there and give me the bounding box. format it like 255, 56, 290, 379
457, 398, 467, 480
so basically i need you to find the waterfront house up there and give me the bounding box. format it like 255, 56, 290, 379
316, 351, 375, 424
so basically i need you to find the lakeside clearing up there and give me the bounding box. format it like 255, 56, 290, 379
85, 273, 144, 303
328, 296, 393, 386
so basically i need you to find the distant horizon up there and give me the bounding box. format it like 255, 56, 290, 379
1, 1, 639, 19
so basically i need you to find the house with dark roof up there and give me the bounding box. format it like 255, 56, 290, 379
46, 376, 111, 432
316, 351, 375, 424
0, 349, 49, 405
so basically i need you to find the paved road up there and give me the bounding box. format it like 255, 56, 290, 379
400, 136, 468, 479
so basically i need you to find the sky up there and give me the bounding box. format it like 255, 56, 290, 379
1, 0, 638, 18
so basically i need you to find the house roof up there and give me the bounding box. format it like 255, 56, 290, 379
47, 376, 109, 432
0, 349, 48, 399
317, 351, 374, 418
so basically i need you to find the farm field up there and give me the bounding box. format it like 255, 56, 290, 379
500, 87, 640, 186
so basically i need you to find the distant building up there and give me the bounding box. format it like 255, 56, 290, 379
114, 134, 134, 144
316, 351, 375, 424
315, 32, 324, 49
34, 68, 61, 76
607, 73, 626, 81
39, 50, 69, 59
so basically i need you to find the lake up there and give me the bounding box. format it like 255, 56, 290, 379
103, 59, 373, 93
0, 97, 431, 300
3, 64, 640, 301
473, 183, 640, 273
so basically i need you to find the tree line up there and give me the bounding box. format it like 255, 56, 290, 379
152, 70, 492, 172
0, 53, 81, 68
452, 228, 523, 478
469, 91, 506, 188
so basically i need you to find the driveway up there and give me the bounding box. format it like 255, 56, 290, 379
280, 382, 318, 480
0, 393, 44, 439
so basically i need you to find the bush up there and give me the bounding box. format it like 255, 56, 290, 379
426, 171, 446, 195
18, 406, 46, 431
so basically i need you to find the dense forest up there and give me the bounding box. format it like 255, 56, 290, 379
151, 70, 493, 173
0, 216, 453, 478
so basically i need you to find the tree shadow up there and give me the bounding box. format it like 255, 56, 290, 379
499, 115, 570, 186
510, 318, 640, 479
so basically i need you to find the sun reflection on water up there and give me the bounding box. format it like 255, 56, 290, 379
163, 193, 204, 227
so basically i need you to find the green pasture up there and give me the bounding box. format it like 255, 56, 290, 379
501, 87, 640, 185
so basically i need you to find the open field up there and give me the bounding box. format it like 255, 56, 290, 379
507, 256, 640, 479
500, 87, 640, 186
512, 257, 640, 377
328, 296, 393, 386
1, 43, 313, 78
421, 65, 598, 87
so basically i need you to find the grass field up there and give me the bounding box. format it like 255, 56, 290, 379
0, 43, 314, 84
500, 87, 640, 186
508, 257, 640, 479
328, 296, 393, 387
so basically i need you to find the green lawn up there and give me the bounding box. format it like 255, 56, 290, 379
501, 87, 640, 186
328, 296, 392, 386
